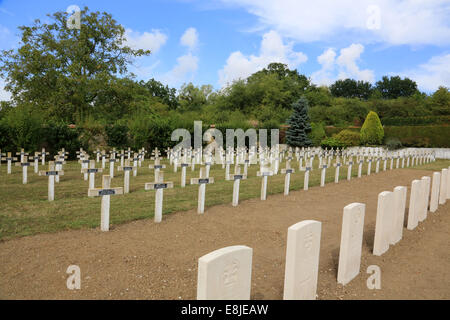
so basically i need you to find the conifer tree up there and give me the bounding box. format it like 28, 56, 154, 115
360, 111, 384, 145
286, 96, 312, 147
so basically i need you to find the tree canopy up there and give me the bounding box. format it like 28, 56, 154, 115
0, 6, 150, 122
0, 6, 448, 154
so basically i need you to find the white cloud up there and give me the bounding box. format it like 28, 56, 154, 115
180, 27, 199, 51
336, 44, 374, 82
400, 54, 450, 92
159, 28, 201, 87
218, 30, 307, 87
124, 28, 168, 53
310, 48, 337, 86
162, 53, 199, 87
311, 44, 374, 86
0, 79, 11, 101
221, 0, 450, 46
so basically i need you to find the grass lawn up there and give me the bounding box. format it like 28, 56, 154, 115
1, 157, 449, 241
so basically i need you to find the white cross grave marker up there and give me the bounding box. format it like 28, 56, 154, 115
88, 175, 123, 231
15, 155, 34, 184
39, 161, 64, 201
191, 168, 215, 214
144, 172, 174, 223
81, 160, 103, 190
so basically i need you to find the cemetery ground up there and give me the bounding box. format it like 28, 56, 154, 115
0, 159, 449, 299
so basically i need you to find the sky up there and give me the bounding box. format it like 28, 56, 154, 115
0, 0, 449, 101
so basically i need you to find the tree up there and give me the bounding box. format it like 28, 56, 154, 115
177, 83, 209, 112
375, 76, 418, 99
285, 97, 312, 147
0, 7, 150, 123
429, 86, 450, 115
330, 79, 373, 100
143, 78, 178, 110
360, 111, 384, 145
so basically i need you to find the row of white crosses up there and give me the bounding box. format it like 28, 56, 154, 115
196, 165, 450, 300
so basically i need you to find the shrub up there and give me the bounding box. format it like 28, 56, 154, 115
384, 125, 450, 148
41, 121, 82, 159
105, 124, 129, 149
360, 111, 384, 145
0, 119, 12, 150
381, 115, 450, 126
309, 122, 326, 146
2, 104, 43, 152
385, 137, 402, 150
320, 137, 345, 149
334, 129, 360, 147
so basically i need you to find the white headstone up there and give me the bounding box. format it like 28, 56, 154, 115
447, 166, 450, 199
283, 220, 321, 300
197, 245, 252, 300
439, 168, 448, 205
429, 172, 440, 213
391, 186, 407, 245
419, 176, 431, 222
373, 191, 394, 256
407, 180, 422, 230
337, 203, 365, 286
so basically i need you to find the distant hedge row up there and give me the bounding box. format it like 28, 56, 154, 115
384, 125, 450, 148
381, 115, 450, 126
324, 125, 450, 148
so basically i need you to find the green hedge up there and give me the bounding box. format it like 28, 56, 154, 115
381, 115, 450, 126
326, 125, 450, 148
273, 124, 450, 148
384, 125, 450, 148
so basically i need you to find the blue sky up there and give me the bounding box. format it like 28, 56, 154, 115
1, 0, 449, 100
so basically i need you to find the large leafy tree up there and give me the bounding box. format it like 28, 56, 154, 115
143, 78, 179, 110
330, 79, 373, 100
285, 96, 312, 147
375, 76, 418, 99
0, 6, 150, 123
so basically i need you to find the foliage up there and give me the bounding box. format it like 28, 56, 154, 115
105, 124, 129, 149
320, 137, 345, 149
0, 6, 448, 152
285, 97, 312, 147
385, 137, 402, 150
381, 115, 450, 126
375, 76, 418, 99
41, 121, 82, 158
1, 104, 43, 152
384, 125, 450, 148
360, 111, 384, 145
333, 129, 360, 147
142, 78, 179, 110
0, 7, 150, 123
330, 79, 373, 100
309, 122, 326, 146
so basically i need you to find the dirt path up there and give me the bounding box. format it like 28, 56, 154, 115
0, 168, 449, 300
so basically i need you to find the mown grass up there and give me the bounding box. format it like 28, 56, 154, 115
1, 157, 449, 241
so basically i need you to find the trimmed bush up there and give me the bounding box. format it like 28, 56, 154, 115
384, 125, 450, 148
360, 111, 384, 145
334, 129, 360, 147
381, 115, 450, 126
320, 137, 345, 149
